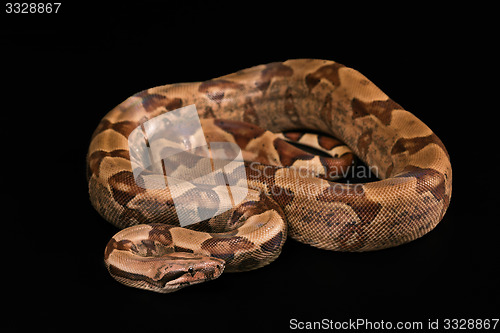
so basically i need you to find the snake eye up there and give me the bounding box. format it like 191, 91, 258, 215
188, 267, 194, 275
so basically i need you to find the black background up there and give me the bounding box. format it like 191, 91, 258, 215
2, 1, 497, 331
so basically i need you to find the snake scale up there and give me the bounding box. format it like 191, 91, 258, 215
87, 59, 452, 293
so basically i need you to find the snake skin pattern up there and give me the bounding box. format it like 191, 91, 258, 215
87, 59, 452, 293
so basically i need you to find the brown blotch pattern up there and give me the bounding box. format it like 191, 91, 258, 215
318, 135, 344, 150
282, 132, 304, 142
140, 239, 159, 256
117, 207, 149, 225
148, 223, 175, 246
260, 231, 284, 252
318, 155, 353, 180
233, 257, 261, 271
319, 94, 334, 128
200, 236, 255, 262
135, 90, 183, 113
357, 129, 373, 159
255, 62, 293, 93
104, 238, 136, 260
284, 87, 301, 123
318, 184, 382, 225
203, 106, 216, 119
235, 195, 276, 220
263, 187, 290, 212
213, 119, 265, 149
351, 98, 401, 126
108, 171, 146, 207
242, 97, 260, 125
396, 166, 447, 203
87, 149, 130, 178
91, 119, 139, 140
198, 80, 244, 103
305, 62, 345, 91
273, 138, 353, 181
273, 138, 313, 167
391, 133, 448, 157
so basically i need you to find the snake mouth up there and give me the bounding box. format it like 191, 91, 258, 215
106, 249, 226, 293
162, 257, 225, 290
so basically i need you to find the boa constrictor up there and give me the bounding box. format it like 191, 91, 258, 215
87, 59, 452, 293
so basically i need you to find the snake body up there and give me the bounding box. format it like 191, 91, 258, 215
87, 59, 452, 293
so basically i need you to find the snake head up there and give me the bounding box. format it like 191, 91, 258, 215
154, 253, 225, 293
105, 229, 226, 293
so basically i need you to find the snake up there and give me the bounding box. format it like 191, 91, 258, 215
87, 59, 452, 293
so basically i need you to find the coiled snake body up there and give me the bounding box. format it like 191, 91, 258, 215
87, 59, 452, 293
